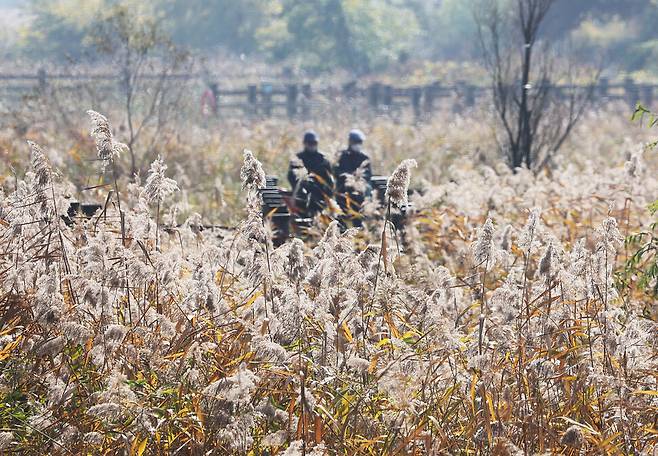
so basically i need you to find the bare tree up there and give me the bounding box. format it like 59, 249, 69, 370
89, 5, 192, 179
475, 0, 598, 171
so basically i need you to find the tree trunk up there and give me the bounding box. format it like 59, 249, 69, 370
519, 42, 533, 169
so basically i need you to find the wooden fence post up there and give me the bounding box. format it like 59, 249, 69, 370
458, 81, 475, 108
210, 82, 219, 116
382, 85, 393, 109
641, 84, 654, 109
301, 84, 311, 117
411, 86, 422, 119
247, 85, 258, 116
368, 83, 381, 110
424, 82, 439, 114
286, 84, 298, 119
597, 76, 609, 101
262, 83, 273, 117
454, 80, 475, 110
37, 68, 47, 92
342, 81, 357, 99
624, 77, 639, 108
454, 80, 467, 111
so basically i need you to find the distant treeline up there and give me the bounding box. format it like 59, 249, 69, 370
14, 0, 658, 74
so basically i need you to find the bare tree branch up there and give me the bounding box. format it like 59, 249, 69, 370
474, 0, 598, 171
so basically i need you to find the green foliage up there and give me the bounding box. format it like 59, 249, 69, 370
622, 104, 658, 298
632, 104, 658, 149
13, 0, 658, 73
258, 0, 357, 70
159, 0, 273, 54
566, 0, 658, 73
406, 0, 479, 60
21, 0, 91, 58
340, 0, 420, 70
624, 229, 658, 297
20, 0, 420, 72
21, 0, 159, 58
258, 0, 420, 72
632, 104, 658, 128
87, 5, 169, 57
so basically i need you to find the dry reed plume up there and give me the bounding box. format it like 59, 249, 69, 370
0, 110, 657, 455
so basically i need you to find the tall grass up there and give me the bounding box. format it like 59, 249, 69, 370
0, 109, 656, 454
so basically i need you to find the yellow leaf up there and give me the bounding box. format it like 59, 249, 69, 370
0, 338, 21, 361
597, 431, 622, 449
384, 313, 401, 339
368, 352, 380, 374
558, 375, 578, 381
401, 330, 418, 342
376, 338, 391, 348
341, 321, 353, 343
137, 437, 148, 456
486, 393, 496, 421
130, 436, 138, 455
226, 351, 254, 367
245, 291, 263, 309
129, 435, 146, 456
164, 351, 186, 360
557, 417, 600, 435
0, 317, 19, 335
469, 373, 478, 415
633, 390, 658, 396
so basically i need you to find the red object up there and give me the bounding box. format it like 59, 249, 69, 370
200, 88, 217, 116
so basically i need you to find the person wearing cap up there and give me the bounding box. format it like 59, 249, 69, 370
333, 129, 372, 227
287, 130, 334, 216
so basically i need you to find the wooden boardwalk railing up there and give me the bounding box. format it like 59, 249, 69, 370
0, 69, 654, 119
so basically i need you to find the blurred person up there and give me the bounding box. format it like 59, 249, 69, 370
287, 130, 334, 216
334, 129, 372, 227
200, 82, 218, 117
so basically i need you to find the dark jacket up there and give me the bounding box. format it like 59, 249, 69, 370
288, 149, 334, 214
333, 148, 372, 221
333, 148, 372, 194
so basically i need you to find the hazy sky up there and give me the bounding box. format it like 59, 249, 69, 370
0, 0, 26, 34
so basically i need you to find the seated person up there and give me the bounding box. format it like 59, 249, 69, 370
287, 130, 334, 216
333, 129, 372, 226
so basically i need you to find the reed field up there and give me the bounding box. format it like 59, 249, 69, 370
0, 104, 657, 455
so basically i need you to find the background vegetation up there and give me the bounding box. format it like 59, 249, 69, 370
0, 0, 655, 76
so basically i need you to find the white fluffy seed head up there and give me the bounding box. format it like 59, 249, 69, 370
473, 218, 495, 265
144, 156, 179, 204
241, 149, 267, 192
86, 110, 127, 166
518, 207, 541, 251
0, 431, 13, 450
28, 141, 52, 189
386, 159, 417, 207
